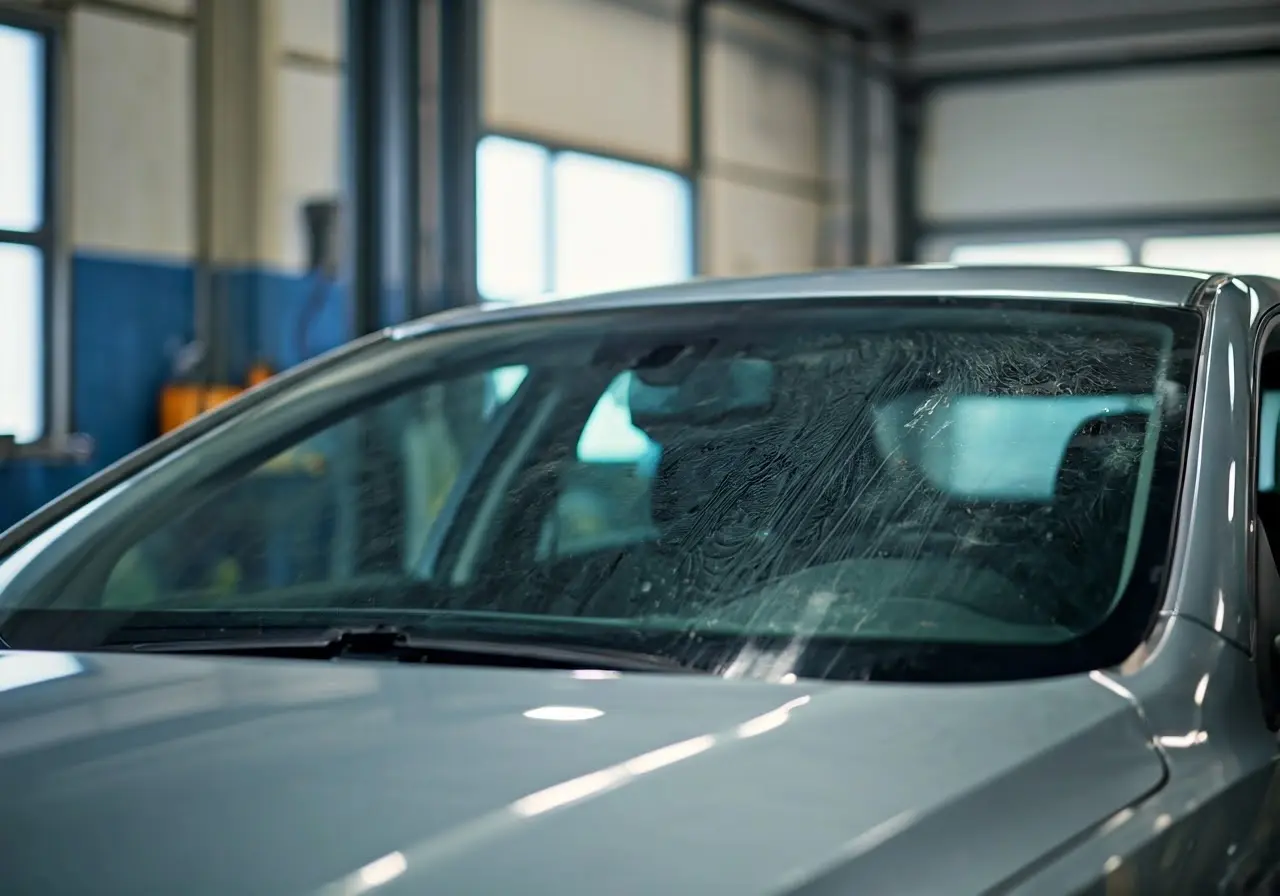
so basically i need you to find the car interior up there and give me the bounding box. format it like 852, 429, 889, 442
1256, 348, 1280, 554
25, 328, 1170, 661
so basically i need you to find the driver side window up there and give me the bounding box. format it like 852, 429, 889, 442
100, 369, 509, 608
540, 372, 661, 559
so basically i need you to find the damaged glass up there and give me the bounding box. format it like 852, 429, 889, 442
0, 301, 1199, 682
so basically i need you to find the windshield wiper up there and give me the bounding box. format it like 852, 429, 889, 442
107, 625, 700, 674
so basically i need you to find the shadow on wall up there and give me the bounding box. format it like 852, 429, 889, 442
0, 252, 351, 531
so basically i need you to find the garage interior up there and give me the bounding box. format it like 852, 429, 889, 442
0, 0, 1278, 528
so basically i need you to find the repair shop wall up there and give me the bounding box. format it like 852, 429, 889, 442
0, 0, 196, 528
703, 3, 826, 276
915, 62, 1280, 251
482, 0, 691, 295
0, 0, 344, 530
481, 0, 832, 287
235, 0, 347, 375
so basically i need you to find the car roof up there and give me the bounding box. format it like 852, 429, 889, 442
402, 264, 1217, 338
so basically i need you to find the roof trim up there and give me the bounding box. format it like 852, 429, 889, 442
395, 265, 1209, 340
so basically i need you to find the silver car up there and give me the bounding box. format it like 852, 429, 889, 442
0, 265, 1278, 895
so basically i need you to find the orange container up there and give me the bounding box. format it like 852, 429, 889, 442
246, 361, 273, 387
159, 383, 243, 436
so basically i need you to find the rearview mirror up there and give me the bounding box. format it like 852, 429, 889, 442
628, 357, 774, 427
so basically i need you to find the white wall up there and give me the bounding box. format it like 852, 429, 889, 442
70, 4, 194, 261
64, 0, 342, 270
279, 0, 341, 61
482, 0, 832, 278
68, 0, 830, 276
704, 2, 825, 276
484, 0, 688, 168
919, 62, 1280, 225
273, 0, 343, 272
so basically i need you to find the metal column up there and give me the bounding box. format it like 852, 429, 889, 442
687, 0, 706, 275
435, 0, 482, 313
345, 0, 425, 335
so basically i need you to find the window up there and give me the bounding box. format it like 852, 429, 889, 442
476, 138, 548, 302
476, 135, 692, 300
0, 22, 49, 444
476, 134, 692, 462
950, 239, 1132, 267
544, 372, 661, 559
552, 153, 691, 296
877, 393, 1155, 501
3, 301, 1198, 684
100, 370, 502, 605
1141, 233, 1280, 279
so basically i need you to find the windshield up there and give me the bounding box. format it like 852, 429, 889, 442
0, 299, 1199, 682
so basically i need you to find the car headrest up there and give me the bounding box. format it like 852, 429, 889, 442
1056, 411, 1151, 496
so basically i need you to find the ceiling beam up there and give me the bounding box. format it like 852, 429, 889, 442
748, 0, 896, 38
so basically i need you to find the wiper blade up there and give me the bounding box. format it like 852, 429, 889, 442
110, 625, 699, 674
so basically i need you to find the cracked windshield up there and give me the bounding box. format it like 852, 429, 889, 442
8, 0, 1280, 890
7, 305, 1191, 683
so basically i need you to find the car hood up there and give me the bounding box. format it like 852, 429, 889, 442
0, 650, 1164, 895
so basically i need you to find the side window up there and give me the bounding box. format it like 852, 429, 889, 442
487, 365, 529, 416
1254, 350, 1280, 561
100, 370, 503, 608
875, 393, 1154, 502
1259, 389, 1280, 494
542, 372, 661, 559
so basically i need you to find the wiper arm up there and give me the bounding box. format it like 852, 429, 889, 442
110, 625, 699, 674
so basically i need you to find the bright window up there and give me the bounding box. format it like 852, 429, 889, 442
1141, 233, 1280, 279
0, 24, 41, 233
0, 22, 47, 443
476, 136, 692, 462
476, 137, 548, 302
950, 239, 1131, 267
476, 135, 692, 299
552, 152, 691, 296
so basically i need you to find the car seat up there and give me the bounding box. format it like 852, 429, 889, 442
1043, 411, 1152, 628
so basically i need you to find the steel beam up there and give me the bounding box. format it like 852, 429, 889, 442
346, 0, 425, 335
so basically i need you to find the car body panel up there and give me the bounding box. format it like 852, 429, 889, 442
1016, 618, 1280, 895
1160, 273, 1255, 649
2, 266, 1280, 894
0, 649, 1162, 896
400, 264, 1212, 342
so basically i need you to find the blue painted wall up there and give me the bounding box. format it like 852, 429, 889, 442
0, 252, 350, 531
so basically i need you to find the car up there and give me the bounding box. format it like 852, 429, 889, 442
1, 264, 1279, 895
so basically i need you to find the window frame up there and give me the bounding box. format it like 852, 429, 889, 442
0, 5, 71, 458
477, 129, 697, 302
